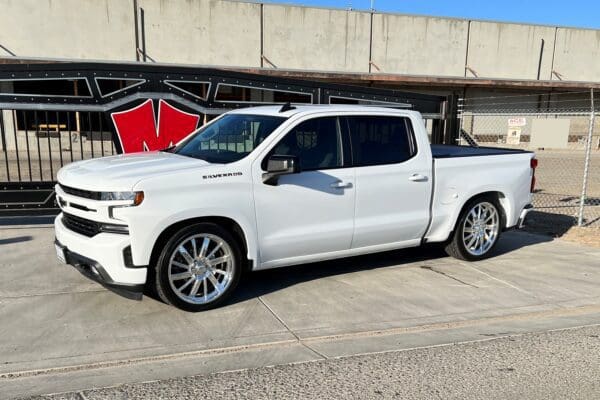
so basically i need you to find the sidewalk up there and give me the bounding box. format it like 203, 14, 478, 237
1, 226, 600, 398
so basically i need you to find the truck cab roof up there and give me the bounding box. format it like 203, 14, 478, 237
227, 104, 421, 119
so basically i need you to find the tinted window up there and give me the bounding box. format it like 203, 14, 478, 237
346, 116, 416, 166
270, 117, 343, 171
175, 114, 286, 163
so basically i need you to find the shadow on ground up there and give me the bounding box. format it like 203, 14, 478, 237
0, 235, 33, 245
524, 210, 579, 237
227, 231, 552, 306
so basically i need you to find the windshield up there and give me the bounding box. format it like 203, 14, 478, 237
174, 114, 287, 163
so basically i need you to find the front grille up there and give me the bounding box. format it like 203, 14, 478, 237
62, 212, 101, 237
59, 184, 101, 200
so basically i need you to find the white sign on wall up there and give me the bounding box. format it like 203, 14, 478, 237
507, 127, 521, 145
508, 117, 527, 127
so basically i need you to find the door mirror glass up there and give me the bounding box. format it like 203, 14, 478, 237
263, 155, 300, 185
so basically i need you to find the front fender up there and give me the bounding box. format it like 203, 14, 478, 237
129, 207, 258, 267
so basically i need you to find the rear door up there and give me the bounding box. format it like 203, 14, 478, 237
345, 115, 432, 249
252, 116, 355, 267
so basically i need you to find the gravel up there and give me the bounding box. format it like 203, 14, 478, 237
29, 324, 600, 400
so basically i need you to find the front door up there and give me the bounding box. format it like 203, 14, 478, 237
252, 116, 355, 268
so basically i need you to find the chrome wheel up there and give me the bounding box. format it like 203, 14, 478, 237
168, 233, 234, 305
462, 201, 500, 256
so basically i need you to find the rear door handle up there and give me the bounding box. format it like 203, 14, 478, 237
408, 174, 428, 182
330, 181, 353, 189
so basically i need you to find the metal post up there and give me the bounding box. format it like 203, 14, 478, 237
444, 94, 460, 145
140, 8, 147, 62
578, 88, 595, 226
133, 0, 140, 62
367, 10, 374, 73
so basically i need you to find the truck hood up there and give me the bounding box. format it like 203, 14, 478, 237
57, 151, 210, 191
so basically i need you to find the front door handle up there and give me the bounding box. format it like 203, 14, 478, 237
408, 174, 428, 182
330, 181, 353, 189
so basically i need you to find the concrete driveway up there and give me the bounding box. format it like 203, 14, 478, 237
1, 224, 600, 398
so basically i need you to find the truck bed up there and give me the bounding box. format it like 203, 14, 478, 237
431, 144, 532, 159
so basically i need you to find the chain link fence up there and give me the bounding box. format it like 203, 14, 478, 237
458, 90, 599, 230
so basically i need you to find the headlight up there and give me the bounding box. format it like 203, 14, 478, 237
101, 191, 144, 206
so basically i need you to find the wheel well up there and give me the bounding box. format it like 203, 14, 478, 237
148, 216, 250, 273
453, 191, 508, 234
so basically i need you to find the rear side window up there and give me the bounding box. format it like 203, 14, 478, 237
269, 117, 343, 171
346, 116, 416, 166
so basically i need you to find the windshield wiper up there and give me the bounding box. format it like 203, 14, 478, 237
160, 145, 176, 153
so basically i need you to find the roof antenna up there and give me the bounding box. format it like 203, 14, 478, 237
279, 102, 296, 113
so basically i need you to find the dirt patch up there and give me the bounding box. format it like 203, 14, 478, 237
523, 211, 600, 248
559, 226, 600, 248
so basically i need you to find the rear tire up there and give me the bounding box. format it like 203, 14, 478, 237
445, 196, 502, 261
154, 223, 243, 312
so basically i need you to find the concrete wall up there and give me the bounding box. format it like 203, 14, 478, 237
552, 28, 600, 82
466, 21, 556, 80
370, 14, 468, 76
137, 0, 261, 66
0, 0, 135, 60
262, 4, 370, 72
0, 0, 599, 83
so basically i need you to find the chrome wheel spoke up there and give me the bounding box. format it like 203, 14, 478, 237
172, 271, 192, 280
469, 209, 477, 220
178, 246, 194, 264
172, 260, 189, 269
189, 279, 201, 297
178, 277, 195, 292
199, 237, 210, 258
467, 235, 477, 248
212, 269, 229, 279
207, 273, 221, 293
191, 238, 198, 259
208, 255, 229, 266
207, 242, 223, 259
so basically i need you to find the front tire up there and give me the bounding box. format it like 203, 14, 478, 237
155, 223, 243, 311
445, 196, 502, 261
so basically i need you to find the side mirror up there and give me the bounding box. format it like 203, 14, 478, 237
262, 155, 301, 185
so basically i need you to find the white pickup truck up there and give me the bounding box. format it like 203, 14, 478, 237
54, 105, 536, 311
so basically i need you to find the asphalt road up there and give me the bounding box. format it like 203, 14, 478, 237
29, 324, 600, 400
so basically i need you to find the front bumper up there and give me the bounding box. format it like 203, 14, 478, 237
55, 239, 144, 300
54, 214, 147, 298
518, 204, 534, 228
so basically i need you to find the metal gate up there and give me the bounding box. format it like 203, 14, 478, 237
0, 61, 450, 216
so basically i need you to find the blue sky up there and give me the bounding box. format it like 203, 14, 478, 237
259, 0, 600, 29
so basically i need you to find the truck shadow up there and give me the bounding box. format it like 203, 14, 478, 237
228, 231, 553, 306
0, 235, 33, 245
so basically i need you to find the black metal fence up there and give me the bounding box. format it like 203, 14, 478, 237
0, 62, 451, 216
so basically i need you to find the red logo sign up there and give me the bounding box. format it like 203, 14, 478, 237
111, 99, 200, 153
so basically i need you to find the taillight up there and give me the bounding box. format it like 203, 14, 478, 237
530, 157, 538, 192
530, 158, 538, 169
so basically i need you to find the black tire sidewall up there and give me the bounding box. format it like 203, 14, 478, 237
155, 222, 243, 312
455, 196, 503, 261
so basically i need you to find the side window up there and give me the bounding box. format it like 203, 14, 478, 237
346, 116, 417, 167
269, 117, 343, 171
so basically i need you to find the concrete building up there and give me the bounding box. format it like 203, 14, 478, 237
0, 0, 599, 123
0, 0, 598, 84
